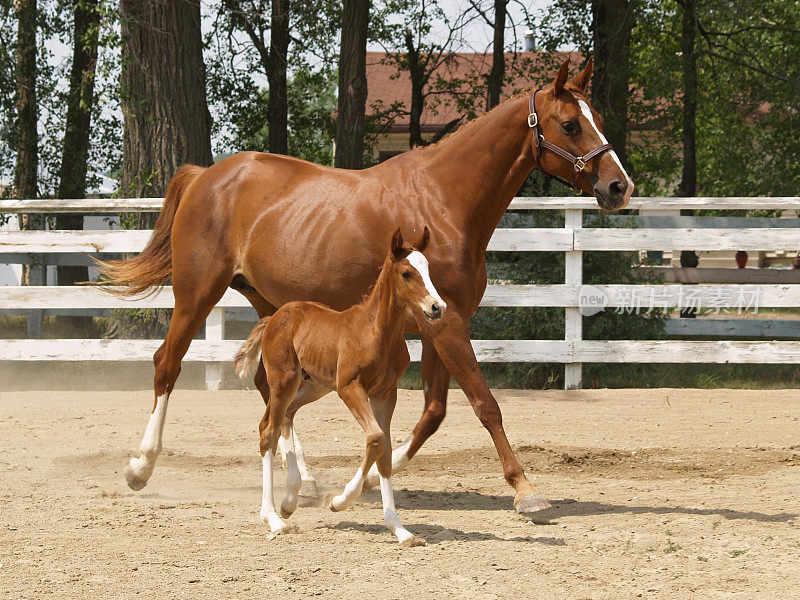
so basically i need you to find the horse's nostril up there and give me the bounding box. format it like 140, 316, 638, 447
609, 180, 626, 197
431, 302, 440, 314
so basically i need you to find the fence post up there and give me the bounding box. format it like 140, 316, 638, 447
205, 306, 226, 391
26, 254, 45, 338
564, 209, 582, 390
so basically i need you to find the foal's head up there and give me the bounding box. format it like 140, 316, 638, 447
531, 57, 634, 210
387, 226, 446, 321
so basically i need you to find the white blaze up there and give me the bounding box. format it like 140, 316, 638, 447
406, 251, 446, 314
577, 99, 634, 193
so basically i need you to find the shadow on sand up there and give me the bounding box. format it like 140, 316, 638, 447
325, 520, 567, 545
376, 488, 798, 524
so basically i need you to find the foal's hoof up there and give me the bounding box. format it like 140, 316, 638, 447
279, 502, 296, 519
400, 535, 426, 547
123, 464, 148, 491
514, 492, 553, 516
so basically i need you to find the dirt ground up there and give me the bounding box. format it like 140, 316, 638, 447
1, 387, 799, 600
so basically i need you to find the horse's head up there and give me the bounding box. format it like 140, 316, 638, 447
530, 57, 634, 210
389, 226, 446, 322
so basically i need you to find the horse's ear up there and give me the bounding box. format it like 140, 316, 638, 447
552, 57, 570, 95
414, 226, 430, 252
571, 56, 593, 94
391, 227, 404, 258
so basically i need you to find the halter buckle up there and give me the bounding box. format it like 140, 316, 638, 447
527, 113, 538, 128
575, 158, 586, 171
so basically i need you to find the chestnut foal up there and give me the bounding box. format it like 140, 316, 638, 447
234, 227, 444, 544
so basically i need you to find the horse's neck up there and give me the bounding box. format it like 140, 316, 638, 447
364, 258, 405, 343
420, 94, 537, 247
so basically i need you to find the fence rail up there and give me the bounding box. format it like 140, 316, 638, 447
2, 196, 800, 390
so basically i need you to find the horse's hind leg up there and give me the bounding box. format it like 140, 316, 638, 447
124, 263, 231, 491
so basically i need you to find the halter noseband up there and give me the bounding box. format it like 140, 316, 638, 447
528, 89, 614, 194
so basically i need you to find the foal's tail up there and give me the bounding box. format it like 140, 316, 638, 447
234, 317, 270, 382
94, 164, 206, 297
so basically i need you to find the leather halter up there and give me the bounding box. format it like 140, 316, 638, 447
528, 89, 614, 193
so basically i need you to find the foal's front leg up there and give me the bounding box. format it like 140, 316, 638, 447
330, 381, 386, 512
373, 389, 423, 546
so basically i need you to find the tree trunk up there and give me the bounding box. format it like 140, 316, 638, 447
57, 0, 101, 297
678, 0, 697, 197
267, 0, 289, 155
119, 0, 213, 204
334, 0, 370, 168
405, 30, 425, 149
14, 0, 38, 290
591, 0, 633, 164
14, 0, 38, 210
486, 0, 507, 111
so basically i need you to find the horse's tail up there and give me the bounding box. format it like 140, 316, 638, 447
234, 317, 270, 382
94, 164, 206, 297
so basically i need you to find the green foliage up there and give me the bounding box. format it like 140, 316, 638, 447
630, 0, 800, 196
235, 65, 338, 165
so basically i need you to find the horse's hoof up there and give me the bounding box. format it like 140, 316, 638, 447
124, 465, 148, 491
514, 492, 552, 516
298, 479, 319, 499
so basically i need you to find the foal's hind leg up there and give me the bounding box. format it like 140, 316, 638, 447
259, 348, 303, 534
254, 361, 323, 500
277, 378, 328, 517
125, 260, 232, 490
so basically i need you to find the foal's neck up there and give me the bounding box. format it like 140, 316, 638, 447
421, 93, 537, 248
364, 257, 406, 343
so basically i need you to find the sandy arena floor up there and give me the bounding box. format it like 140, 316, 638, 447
1, 388, 799, 599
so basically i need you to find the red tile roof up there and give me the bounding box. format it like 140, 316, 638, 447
365, 50, 585, 129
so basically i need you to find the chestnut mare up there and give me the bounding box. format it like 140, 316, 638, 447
101, 57, 633, 516
234, 227, 440, 544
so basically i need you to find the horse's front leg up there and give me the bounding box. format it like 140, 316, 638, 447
426, 308, 552, 516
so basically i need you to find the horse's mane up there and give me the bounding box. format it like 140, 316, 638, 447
417, 88, 534, 151
418, 83, 586, 151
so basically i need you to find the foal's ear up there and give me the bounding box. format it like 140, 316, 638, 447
571, 56, 593, 94
414, 226, 430, 252
552, 57, 570, 95
391, 227, 405, 258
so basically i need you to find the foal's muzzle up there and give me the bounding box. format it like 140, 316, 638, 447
423, 299, 446, 321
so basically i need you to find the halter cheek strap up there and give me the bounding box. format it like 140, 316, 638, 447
528, 89, 614, 193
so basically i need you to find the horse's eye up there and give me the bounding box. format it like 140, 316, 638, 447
561, 120, 578, 134
401, 271, 411, 279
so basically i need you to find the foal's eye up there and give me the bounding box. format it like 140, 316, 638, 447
401, 271, 411, 279
561, 120, 579, 134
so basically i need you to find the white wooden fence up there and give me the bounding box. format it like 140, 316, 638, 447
2, 196, 800, 390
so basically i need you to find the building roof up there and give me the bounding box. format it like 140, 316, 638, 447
365, 50, 584, 131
